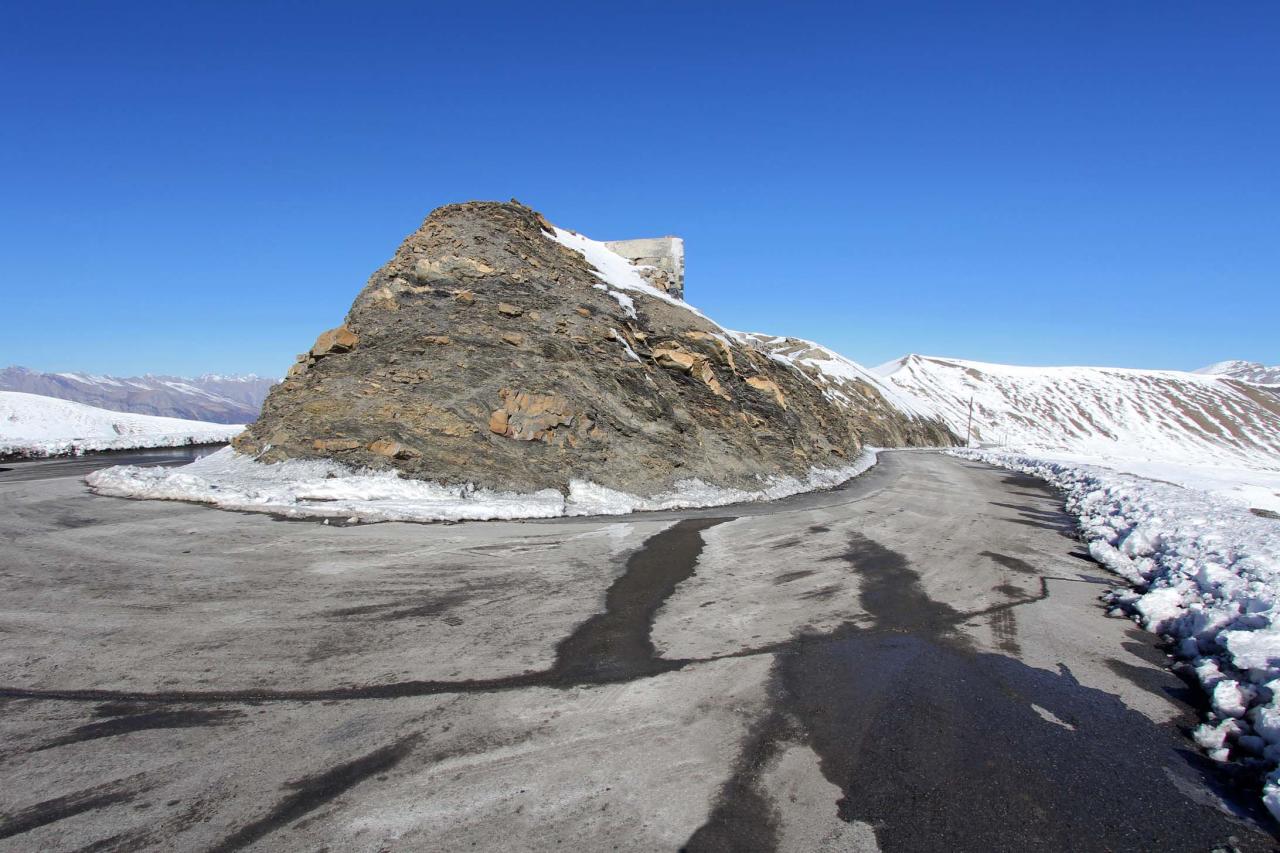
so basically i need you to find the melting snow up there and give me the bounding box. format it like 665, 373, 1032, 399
86, 447, 879, 524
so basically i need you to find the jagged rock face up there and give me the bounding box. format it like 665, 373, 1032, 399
234, 201, 953, 495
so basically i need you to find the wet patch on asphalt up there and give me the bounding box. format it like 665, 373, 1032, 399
0, 776, 148, 841
0, 518, 734, 703
319, 589, 475, 622
682, 531, 1275, 852
207, 734, 420, 853
34, 707, 244, 751
546, 517, 730, 684
981, 550, 1037, 574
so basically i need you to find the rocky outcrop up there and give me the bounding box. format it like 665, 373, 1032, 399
232, 201, 954, 495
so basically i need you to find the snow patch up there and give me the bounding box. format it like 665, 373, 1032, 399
1, 391, 241, 458
86, 447, 880, 524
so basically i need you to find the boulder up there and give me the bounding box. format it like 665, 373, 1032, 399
311, 326, 359, 357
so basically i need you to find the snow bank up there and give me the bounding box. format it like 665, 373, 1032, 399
0, 391, 241, 458
954, 447, 1280, 817
87, 447, 879, 524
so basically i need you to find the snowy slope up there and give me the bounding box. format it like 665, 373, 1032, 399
877, 355, 1280, 470
0, 366, 275, 423
550, 227, 945, 436
1, 391, 242, 458
1195, 360, 1280, 387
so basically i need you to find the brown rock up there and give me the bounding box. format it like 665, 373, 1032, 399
653, 346, 698, 373
575, 307, 591, 317
695, 361, 730, 400
368, 438, 421, 460
488, 408, 509, 435
490, 388, 575, 441
312, 438, 362, 452
501, 332, 525, 347
453, 289, 474, 304
423, 335, 451, 345
311, 326, 359, 357
746, 375, 787, 409
413, 255, 496, 282
497, 302, 523, 317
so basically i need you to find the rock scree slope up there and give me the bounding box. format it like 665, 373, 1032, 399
232, 201, 953, 497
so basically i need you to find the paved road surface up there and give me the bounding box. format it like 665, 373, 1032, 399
0, 451, 1273, 851
0, 445, 220, 482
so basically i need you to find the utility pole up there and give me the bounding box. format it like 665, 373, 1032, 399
965, 396, 974, 448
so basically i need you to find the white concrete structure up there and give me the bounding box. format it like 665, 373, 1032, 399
604, 236, 685, 299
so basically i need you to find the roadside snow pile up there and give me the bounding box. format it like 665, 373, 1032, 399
954, 447, 1280, 817
1, 391, 241, 458
87, 446, 878, 523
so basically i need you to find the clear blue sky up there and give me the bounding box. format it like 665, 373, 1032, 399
2, 2, 1276, 377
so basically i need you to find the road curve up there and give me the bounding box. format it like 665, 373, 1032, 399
0, 450, 1273, 851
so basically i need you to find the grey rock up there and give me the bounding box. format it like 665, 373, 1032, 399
233, 201, 955, 495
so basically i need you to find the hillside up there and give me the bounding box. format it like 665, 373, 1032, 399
0, 367, 275, 423
90, 201, 953, 522
876, 355, 1280, 470
232, 202, 953, 494
1, 391, 242, 458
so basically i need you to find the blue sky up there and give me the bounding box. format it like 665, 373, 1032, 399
2, 2, 1276, 377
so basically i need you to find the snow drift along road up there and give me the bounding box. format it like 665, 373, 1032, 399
1, 391, 242, 458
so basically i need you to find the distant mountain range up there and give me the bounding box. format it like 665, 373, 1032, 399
0, 367, 276, 424
1194, 360, 1280, 386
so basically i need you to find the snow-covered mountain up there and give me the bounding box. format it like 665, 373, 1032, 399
1, 391, 242, 458
1194, 360, 1280, 386
875, 354, 1280, 471
0, 367, 276, 424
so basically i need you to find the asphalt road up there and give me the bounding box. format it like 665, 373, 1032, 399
0, 450, 1273, 851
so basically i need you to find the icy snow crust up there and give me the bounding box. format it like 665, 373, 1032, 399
0, 391, 241, 458
954, 448, 1280, 819
87, 446, 878, 524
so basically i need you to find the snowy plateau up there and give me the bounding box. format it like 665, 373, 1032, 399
0, 391, 242, 458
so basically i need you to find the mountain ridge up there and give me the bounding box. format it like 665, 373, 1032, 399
0, 366, 276, 423
877, 353, 1280, 470
1194, 360, 1280, 386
